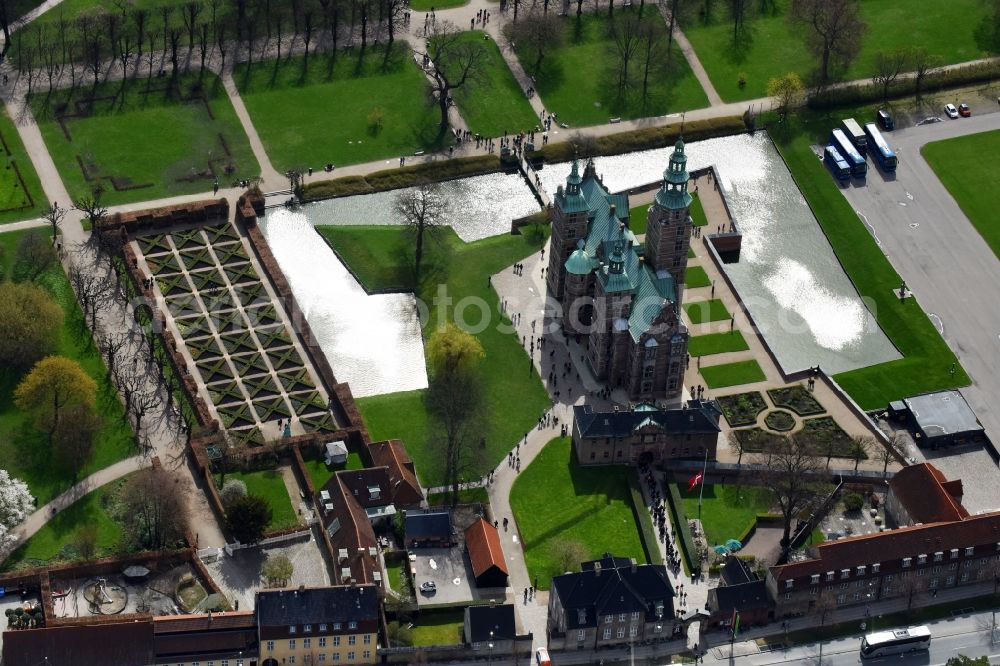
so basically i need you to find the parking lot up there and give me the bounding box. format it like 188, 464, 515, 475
409, 548, 477, 608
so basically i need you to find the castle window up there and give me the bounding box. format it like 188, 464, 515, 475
676, 226, 684, 236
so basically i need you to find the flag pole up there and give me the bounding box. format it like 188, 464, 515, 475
697, 447, 708, 519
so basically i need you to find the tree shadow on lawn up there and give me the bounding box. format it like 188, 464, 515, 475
722, 24, 757, 67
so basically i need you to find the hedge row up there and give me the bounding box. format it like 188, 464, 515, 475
301, 154, 504, 201
628, 471, 664, 566
808, 59, 1000, 110
665, 481, 698, 575
534, 116, 747, 163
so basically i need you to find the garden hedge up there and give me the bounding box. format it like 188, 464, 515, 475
301, 155, 504, 201
628, 471, 664, 566
807, 59, 1000, 110
534, 116, 747, 163
665, 481, 699, 575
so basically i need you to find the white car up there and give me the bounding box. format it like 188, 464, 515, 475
419, 581, 437, 594
944, 103, 959, 119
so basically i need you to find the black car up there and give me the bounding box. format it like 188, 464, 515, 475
877, 108, 894, 130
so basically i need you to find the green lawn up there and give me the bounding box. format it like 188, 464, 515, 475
0, 230, 135, 505
410, 609, 465, 645
30, 74, 259, 207
384, 557, 412, 597
682, 0, 990, 102
684, 298, 731, 324
511, 437, 646, 590
234, 44, 445, 171
411, 0, 467, 8
688, 330, 749, 357
447, 32, 538, 137
2, 475, 126, 571
771, 111, 968, 408
216, 470, 298, 530
676, 483, 774, 545
426, 486, 490, 506
516, 10, 710, 127
685, 265, 711, 289
923, 130, 1000, 260
0, 106, 46, 224
690, 192, 709, 227
324, 225, 551, 488
629, 203, 650, 235
303, 449, 365, 492
701, 360, 766, 388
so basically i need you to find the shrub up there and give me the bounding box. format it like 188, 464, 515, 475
0, 282, 64, 372
843, 492, 864, 512
220, 479, 248, 508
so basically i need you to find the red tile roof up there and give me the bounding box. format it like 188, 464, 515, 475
465, 518, 508, 579
368, 439, 424, 507
889, 462, 968, 524
334, 467, 393, 510
770, 510, 1000, 582
2, 620, 154, 666
320, 474, 380, 585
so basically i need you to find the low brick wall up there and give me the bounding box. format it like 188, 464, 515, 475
102, 199, 230, 234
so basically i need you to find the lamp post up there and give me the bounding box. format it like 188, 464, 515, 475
488, 630, 494, 666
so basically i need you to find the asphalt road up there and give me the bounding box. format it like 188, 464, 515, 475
836, 110, 1000, 493
701, 607, 1000, 666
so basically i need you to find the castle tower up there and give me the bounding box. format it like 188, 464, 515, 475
547, 159, 590, 301
645, 139, 693, 290
588, 243, 632, 382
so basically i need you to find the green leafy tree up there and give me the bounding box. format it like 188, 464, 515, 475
427, 322, 485, 377
0, 282, 63, 372
946, 657, 989, 666
13, 231, 57, 282
767, 72, 804, 120
220, 479, 248, 508
15, 356, 97, 447
226, 494, 272, 544
261, 554, 294, 587
790, 0, 866, 86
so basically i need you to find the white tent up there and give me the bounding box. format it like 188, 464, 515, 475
325, 439, 348, 465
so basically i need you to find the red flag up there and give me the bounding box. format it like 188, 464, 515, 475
687, 472, 703, 492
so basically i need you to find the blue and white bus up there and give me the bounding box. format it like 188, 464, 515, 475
860, 625, 931, 659
841, 118, 868, 156
863, 122, 897, 172
830, 129, 867, 178
824, 145, 850, 181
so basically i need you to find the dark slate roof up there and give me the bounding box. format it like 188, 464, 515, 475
711, 580, 771, 613
720, 557, 758, 586
551, 554, 674, 630
333, 467, 393, 510
465, 604, 517, 642
904, 390, 983, 438
257, 585, 378, 627
574, 401, 721, 439
405, 509, 452, 539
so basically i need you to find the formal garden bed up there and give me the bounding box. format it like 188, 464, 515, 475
717, 391, 767, 427
763, 410, 795, 432
0, 107, 45, 225
801, 417, 859, 458
767, 384, 824, 416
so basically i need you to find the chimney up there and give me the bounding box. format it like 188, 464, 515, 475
609, 203, 617, 218
489, 599, 497, 608
594, 562, 602, 576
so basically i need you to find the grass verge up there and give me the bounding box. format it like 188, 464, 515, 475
511, 437, 646, 590
684, 298, 731, 324
701, 359, 766, 388
688, 331, 749, 357
676, 483, 774, 546
216, 469, 298, 531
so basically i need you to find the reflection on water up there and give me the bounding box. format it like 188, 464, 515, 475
296, 171, 541, 242
260, 209, 428, 398
538, 133, 901, 375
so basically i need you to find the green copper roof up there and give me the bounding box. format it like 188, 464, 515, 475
557, 159, 590, 214
654, 188, 693, 210
628, 266, 676, 342
565, 249, 594, 275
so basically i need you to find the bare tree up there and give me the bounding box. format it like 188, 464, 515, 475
727, 429, 748, 468
871, 49, 908, 105
910, 46, 943, 101
42, 203, 67, 241
551, 538, 588, 574
637, 15, 667, 101
395, 183, 446, 285
132, 7, 149, 61
56, 404, 100, 482
752, 432, 829, 561
790, 0, 866, 87
14, 230, 56, 281
729, 0, 751, 40
421, 22, 487, 137
506, 10, 564, 77
120, 466, 188, 550
608, 11, 643, 97
183, 1, 203, 49
69, 261, 110, 332
848, 435, 874, 473
99, 332, 130, 381
130, 385, 159, 438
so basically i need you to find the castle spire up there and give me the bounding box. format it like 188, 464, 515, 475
654, 137, 693, 211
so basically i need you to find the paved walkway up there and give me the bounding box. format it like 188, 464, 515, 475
221, 72, 285, 190
658, 4, 723, 106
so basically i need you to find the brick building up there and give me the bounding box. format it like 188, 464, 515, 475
572, 400, 721, 466
546, 141, 695, 400
767, 463, 1000, 618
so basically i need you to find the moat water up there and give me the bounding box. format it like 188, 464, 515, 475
537, 132, 901, 376
260, 171, 539, 397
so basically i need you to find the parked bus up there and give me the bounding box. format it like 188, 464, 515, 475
824, 145, 851, 181
863, 122, 898, 172
841, 118, 868, 155
829, 129, 867, 178
860, 625, 931, 659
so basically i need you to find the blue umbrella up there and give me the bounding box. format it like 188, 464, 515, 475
713, 545, 729, 555
725, 539, 742, 552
